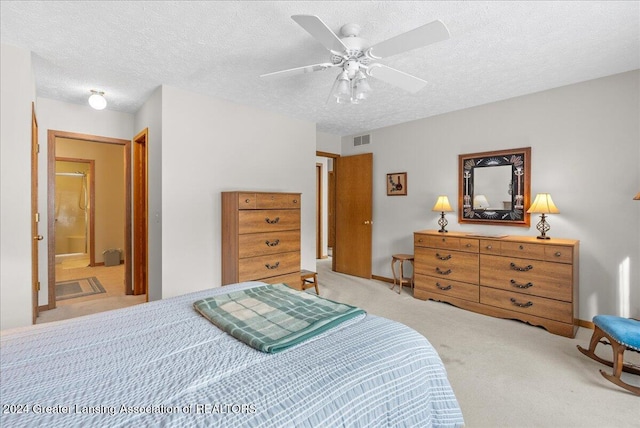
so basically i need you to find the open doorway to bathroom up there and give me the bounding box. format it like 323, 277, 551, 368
54, 158, 95, 269
42, 130, 143, 323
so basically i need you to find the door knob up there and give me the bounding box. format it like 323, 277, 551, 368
34, 235, 43, 241
363, 220, 373, 225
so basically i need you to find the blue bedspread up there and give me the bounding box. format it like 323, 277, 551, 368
0, 281, 464, 427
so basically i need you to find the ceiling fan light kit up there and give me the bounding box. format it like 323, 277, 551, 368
261, 15, 450, 105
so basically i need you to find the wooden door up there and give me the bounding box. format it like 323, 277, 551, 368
133, 128, 148, 296
31, 103, 40, 323
328, 170, 335, 248
334, 153, 373, 278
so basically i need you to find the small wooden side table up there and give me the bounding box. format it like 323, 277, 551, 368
300, 269, 319, 295
391, 254, 414, 294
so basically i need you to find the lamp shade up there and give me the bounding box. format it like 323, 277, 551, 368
473, 194, 490, 209
88, 90, 107, 110
527, 193, 560, 214
432, 195, 453, 212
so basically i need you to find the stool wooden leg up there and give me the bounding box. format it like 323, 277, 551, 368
390, 258, 397, 292
398, 261, 404, 294
313, 273, 319, 295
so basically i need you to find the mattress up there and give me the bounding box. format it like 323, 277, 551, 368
0, 281, 464, 427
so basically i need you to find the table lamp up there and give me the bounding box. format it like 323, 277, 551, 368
432, 196, 454, 233
526, 193, 559, 239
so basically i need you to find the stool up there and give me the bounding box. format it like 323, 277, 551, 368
390, 254, 414, 294
300, 269, 319, 295
577, 315, 640, 395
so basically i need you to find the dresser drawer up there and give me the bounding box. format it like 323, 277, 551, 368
237, 193, 257, 209
480, 254, 572, 301
501, 241, 545, 260
256, 193, 301, 209
415, 273, 479, 302
238, 251, 300, 282
480, 287, 573, 324
238, 230, 300, 258
415, 247, 479, 284
238, 210, 300, 234
414, 233, 430, 248
479, 240, 501, 255
426, 236, 479, 253
544, 245, 573, 264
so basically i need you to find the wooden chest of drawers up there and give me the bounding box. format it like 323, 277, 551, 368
414, 230, 579, 337
222, 192, 301, 289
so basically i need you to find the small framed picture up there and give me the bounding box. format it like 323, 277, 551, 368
387, 172, 407, 196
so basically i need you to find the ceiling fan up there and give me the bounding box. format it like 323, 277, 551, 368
260, 15, 450, 104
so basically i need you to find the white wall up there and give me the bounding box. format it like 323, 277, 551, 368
342, 70, 640, 321
316, 131, 342, 154
134, 87, 163, 302
35, 98, 135, 305
160, 86, 316, 298
0, 44, 36, 329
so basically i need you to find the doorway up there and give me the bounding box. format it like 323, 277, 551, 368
46, 130, 132, 311
54, 158, 95, 267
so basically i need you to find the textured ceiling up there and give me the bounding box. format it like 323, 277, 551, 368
1, 1, 638, 136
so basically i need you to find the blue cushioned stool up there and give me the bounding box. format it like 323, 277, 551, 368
577, 315, 640, 395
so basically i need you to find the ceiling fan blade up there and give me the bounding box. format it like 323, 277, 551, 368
291, 15, 347, 53
367, 64, 428, 93
260, 63, 338, 78
368, 20, 450, 59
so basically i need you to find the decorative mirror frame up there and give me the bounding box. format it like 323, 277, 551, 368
458, 147, 531, 226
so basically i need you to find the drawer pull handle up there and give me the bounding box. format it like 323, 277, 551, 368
418, 238, 423, 242
245, 199, 251, 203
486, 245, 492, 250
265, 239, 280, 247
436, 282, 452, 291
435, 253, 452, 261
519, 245, 524, 250
510, 262, 533, 272
293, 199, 298, 203
265, 262, 280, 270
510, 298, 533, 308
554, 251, 561, 257
436, 267, 452, 275
265, 217, 280, 224
465, 243, 472, 248
510, 279, 533, 289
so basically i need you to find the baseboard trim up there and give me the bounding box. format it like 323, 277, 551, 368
38, 304, 50, 312
372, 275, 393, 283
577, 319, 594, 330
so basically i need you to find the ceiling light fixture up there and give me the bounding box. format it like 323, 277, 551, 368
88, 90, 107, 110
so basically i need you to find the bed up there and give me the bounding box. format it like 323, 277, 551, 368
1, 281, 464, 427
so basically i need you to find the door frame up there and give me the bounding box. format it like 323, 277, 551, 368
47, 130, 132, 309
316, 151, 340, 267
316, 162, 323, 259
133, 128, 148, 297
31, 103, 39, 323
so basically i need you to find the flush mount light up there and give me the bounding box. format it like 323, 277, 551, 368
88, 90, 107, 110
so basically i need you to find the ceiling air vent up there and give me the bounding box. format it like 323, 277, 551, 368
353, 134, 370, 147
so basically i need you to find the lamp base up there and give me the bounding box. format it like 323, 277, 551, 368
437, 212, 449, 233
535, 213, 551, 240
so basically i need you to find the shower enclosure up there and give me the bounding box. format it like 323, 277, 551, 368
55, 160, 91, 261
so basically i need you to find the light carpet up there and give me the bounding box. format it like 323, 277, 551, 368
314, 258, 638, 428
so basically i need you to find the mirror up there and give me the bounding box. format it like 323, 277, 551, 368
458, 147, 531, 226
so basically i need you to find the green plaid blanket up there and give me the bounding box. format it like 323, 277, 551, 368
193, 283, 366, 353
